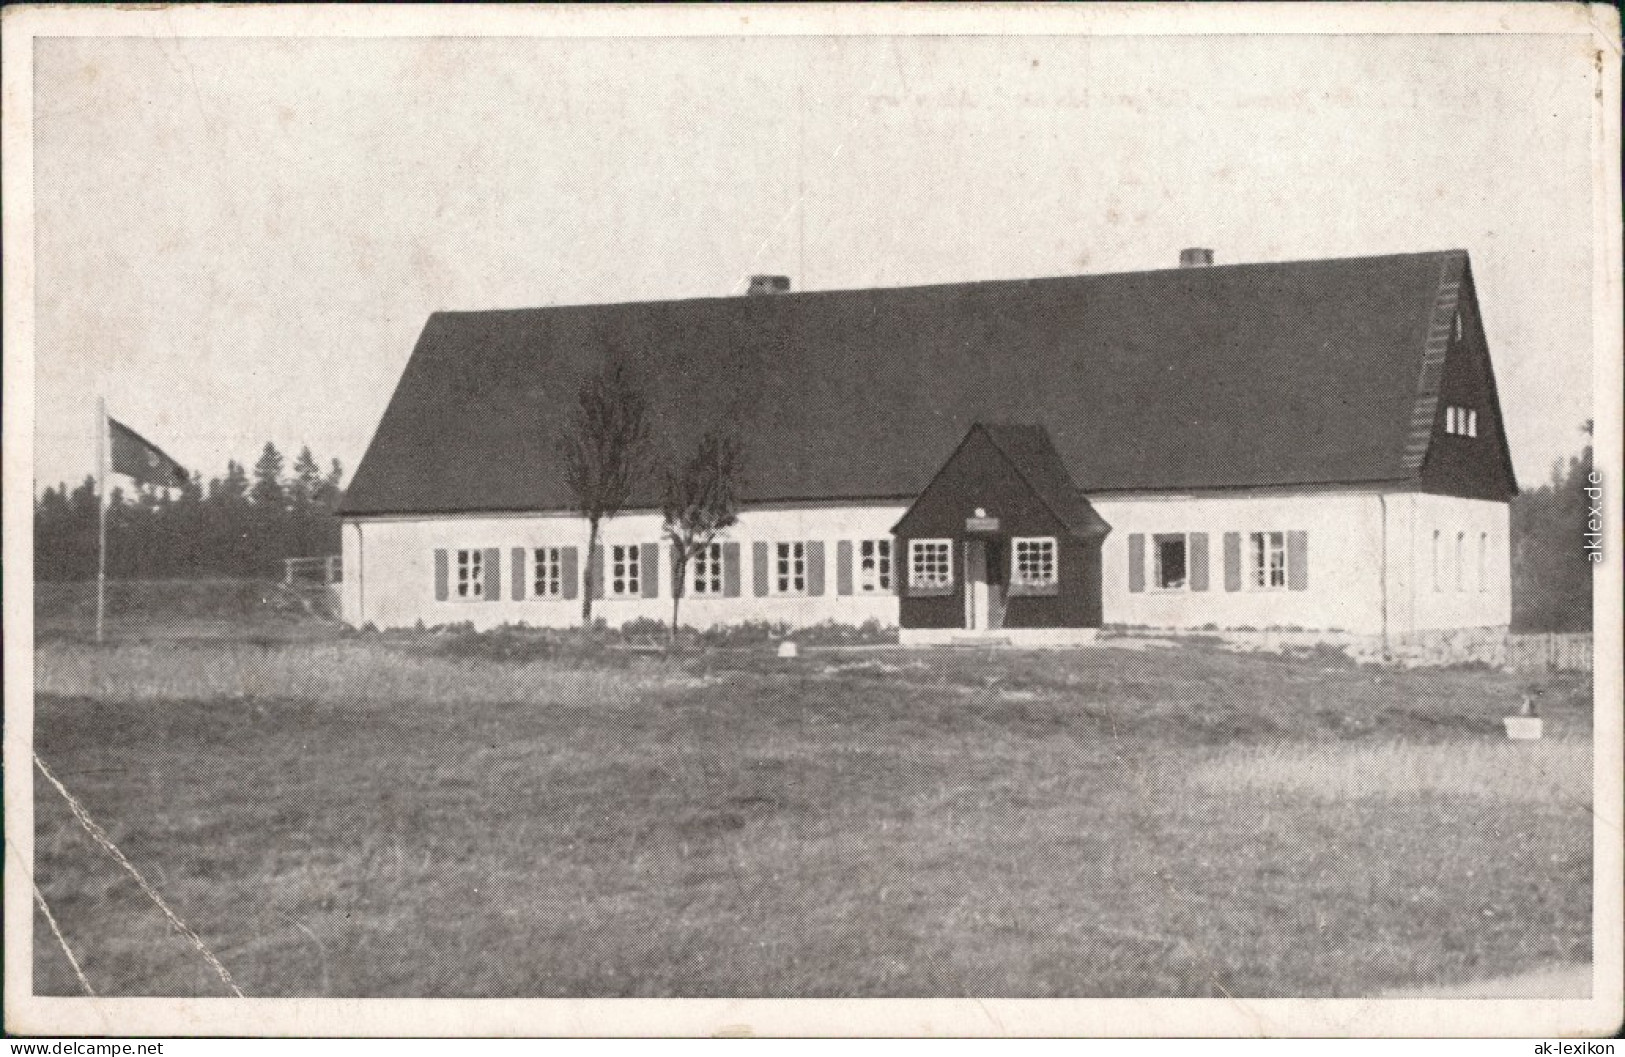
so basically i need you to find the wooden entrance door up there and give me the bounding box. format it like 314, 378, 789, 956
964, 540, 988, 630
985, 539, 1006, 631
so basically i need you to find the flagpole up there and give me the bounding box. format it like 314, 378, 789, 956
96, 397, 108, 645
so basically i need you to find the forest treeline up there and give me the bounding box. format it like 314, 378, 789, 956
33, 432, 1598, 633
1510, 428, 1594, 633
34, 442, 345, 582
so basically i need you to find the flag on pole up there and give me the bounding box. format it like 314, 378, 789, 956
108, 418, 190, 488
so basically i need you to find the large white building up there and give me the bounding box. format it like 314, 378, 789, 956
339, 249, 1516, 647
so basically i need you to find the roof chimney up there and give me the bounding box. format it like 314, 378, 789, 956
747, 275, 791, 295
1179, 248, 1214, 268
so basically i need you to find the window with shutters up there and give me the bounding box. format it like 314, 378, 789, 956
909, 539, 953, 590
1012, 537, 1058, 587
610, 544, 641, 597
774, 541, 807, 595
1153, 534, 1188, 590
532, 547, 565, 599
455, 549, 484, 600
858, 539, 892, 592
692, 542, 724, 595
1249, 532, 1287, 590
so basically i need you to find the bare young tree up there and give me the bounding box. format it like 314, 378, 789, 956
558, 360, 653, 625
662, 430, 743, 644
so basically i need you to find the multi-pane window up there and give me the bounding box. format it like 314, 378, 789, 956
1012, 537, 1058, 587
1445, 406, 1479, 437
455, 549, 484, 600
1154, 534, 1188, 590
610, 544, 641, 597
532, 547, 564, 599
692, 542, 724, 595
858, 539, 892, 592
1479, 532, 1489, 593
909, 539, 953, 590
1250, 531, 1286, 590
775, 542, 807, 595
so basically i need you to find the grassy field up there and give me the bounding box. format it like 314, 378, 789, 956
29, 582, 1593, 998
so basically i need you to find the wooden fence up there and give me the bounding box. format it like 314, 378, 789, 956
282, 555, 341, 586
1504, 633, 1594, 673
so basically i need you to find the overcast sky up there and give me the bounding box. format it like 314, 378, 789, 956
31, 29, 1599, 494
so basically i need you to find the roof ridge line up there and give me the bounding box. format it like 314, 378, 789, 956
424, 249, 1474, 319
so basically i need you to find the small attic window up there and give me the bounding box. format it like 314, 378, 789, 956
1444, 405, 1478, 437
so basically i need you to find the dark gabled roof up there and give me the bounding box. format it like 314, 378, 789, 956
343, 249, 1500, 516
979, 424, 1111, 537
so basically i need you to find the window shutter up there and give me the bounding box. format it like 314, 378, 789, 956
806, 541, 825, 596
836, 540, 854, 595
1127, 534, 1145, 593
483, 547, 502, 601
641, 542, 660, 598
511, 547, 527, 601
1187, 533, 1209, 592
592, 546, 605, 600
434, 549, 449, 601
561, 547, 579, 600
1223, 532, 1242, 592
753, 542, 769, 596
1287, 531, 1309, 591
723, 542, 742, 597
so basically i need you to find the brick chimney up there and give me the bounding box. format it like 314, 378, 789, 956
747, 275, 791, 295
1179, 248, 1215, 268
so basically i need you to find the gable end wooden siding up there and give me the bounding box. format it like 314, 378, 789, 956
1414, 259, 1520, 501
1402, 257, 1463, 474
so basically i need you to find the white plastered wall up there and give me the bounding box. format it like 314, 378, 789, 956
1384, 491, 1512, 635
1090, 489, 1388, 634
341, 503, 908, 631
342, 489, 1512, 637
